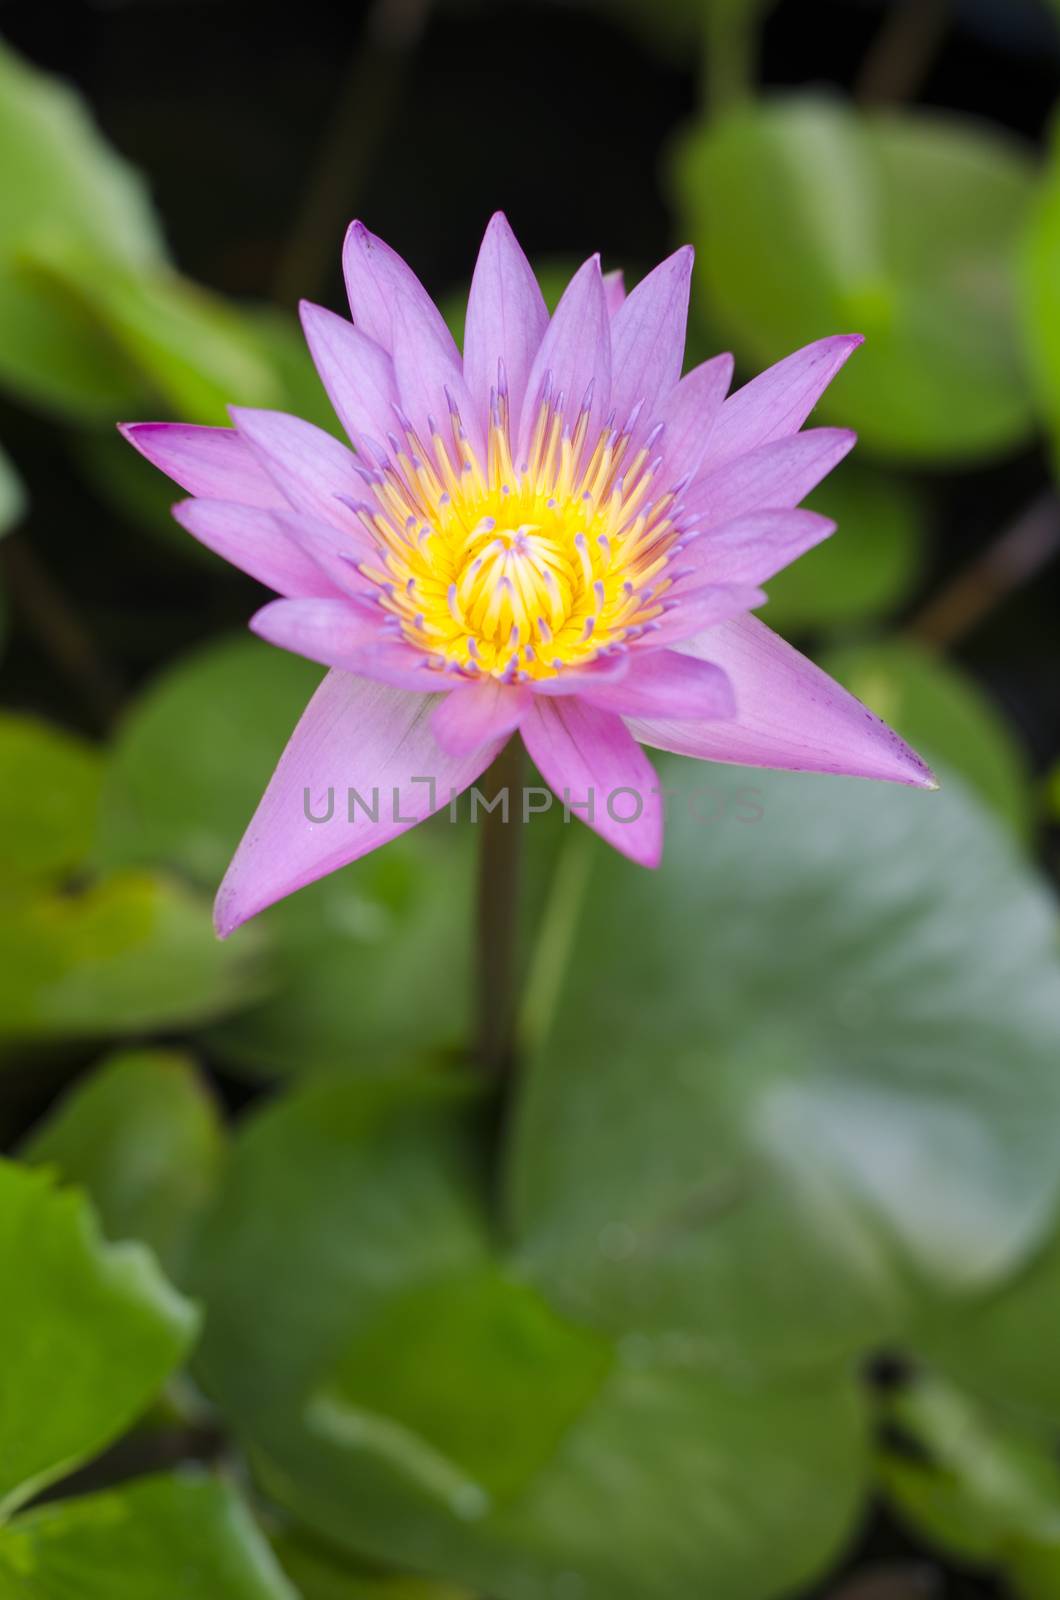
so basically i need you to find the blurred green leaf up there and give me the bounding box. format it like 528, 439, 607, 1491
0, 40, 163, 418
878, 1372, 1060, 1595
0, 1159, 197, 1515
822, 639, 1033, 839
509, 765, 1060, 1371
764, 465, 924, 632
316, 1266, 611, 1505
23, 240, 282, 425
97, 636, 474, 1072
203, 831, 474, 1075
0, 41, 289, 427
673, 95, 1037, 461
0, 714, 103, 888
273, 1532, 472, 1600
21, 1049, 225, 1279
193, 1075, 867, 1600
0, 871, 264, 1041
1019, 107, 1060, 476
915, 1221, 1060, 1432
0, 447, 26, 539
0, 1473, 296, 1599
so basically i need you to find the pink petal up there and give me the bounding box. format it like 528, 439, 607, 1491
340, 221, 481, 458
533, 648, 735, 721
516, 256, 611, 462
627, 614, 936, 787
249, 596, 381, 667
521, 697, 664, 867
704, 335, 863, 472
229, 408, 374, 548
609, 247, 693, 430
299, 302, 397, 458
602, 269, 626, 318
655, 353, 734, 483
172, 499, 348, 599
431, 679, 532, 756
681, 428, 856, 530
646, 582, 767, 646
340, 642, 461, 692
267, 509, 381, 602
390, 299, 484, 463
250, 598, 455, 692
118, 422, 285, 508
215, 673, 502, 935
463, 212, 548, 443
672, 509, 836, 588
341, 220, 453, 355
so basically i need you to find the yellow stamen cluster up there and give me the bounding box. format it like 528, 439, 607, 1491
355, 393, 680, 680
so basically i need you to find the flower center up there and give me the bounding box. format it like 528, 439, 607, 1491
354, 391, 680, 680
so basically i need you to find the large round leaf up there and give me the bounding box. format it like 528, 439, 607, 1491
509, 763, 1060, 1371
0, 1473, 296, 1599
0, 714, 103, 889
21, 1049, 225, 1280
192, 1076, 867, 1600
0, 1160, 197, 1515
914, 1222, 1060, 1432
672, 95, 1037, 460
0, 871, 264, 1041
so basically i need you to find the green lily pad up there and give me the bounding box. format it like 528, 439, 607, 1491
0, 871, 264, 1041
0, 1159, 197, 1516
0, 1473, 296, 1599
673, 95, 1037, 461
878, 1372, 1060, 1597
0, 714, 103, 889
21, 1049, 225, 1279
191, 1075, 867, 1600
509, 764, 1060, 1370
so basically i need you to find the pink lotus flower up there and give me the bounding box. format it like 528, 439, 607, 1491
122, 215, 933, 936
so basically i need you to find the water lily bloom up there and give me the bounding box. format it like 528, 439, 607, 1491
122, 215, 933, 935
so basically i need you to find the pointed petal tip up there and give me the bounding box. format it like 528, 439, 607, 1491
212, 881, 243, 940
608, 810, 664, 870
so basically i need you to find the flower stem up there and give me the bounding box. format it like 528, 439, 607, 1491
476, 737, 525, 1077
855, 0, 950, 107
702, 0, 768, 119
272, 0, 434, 305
